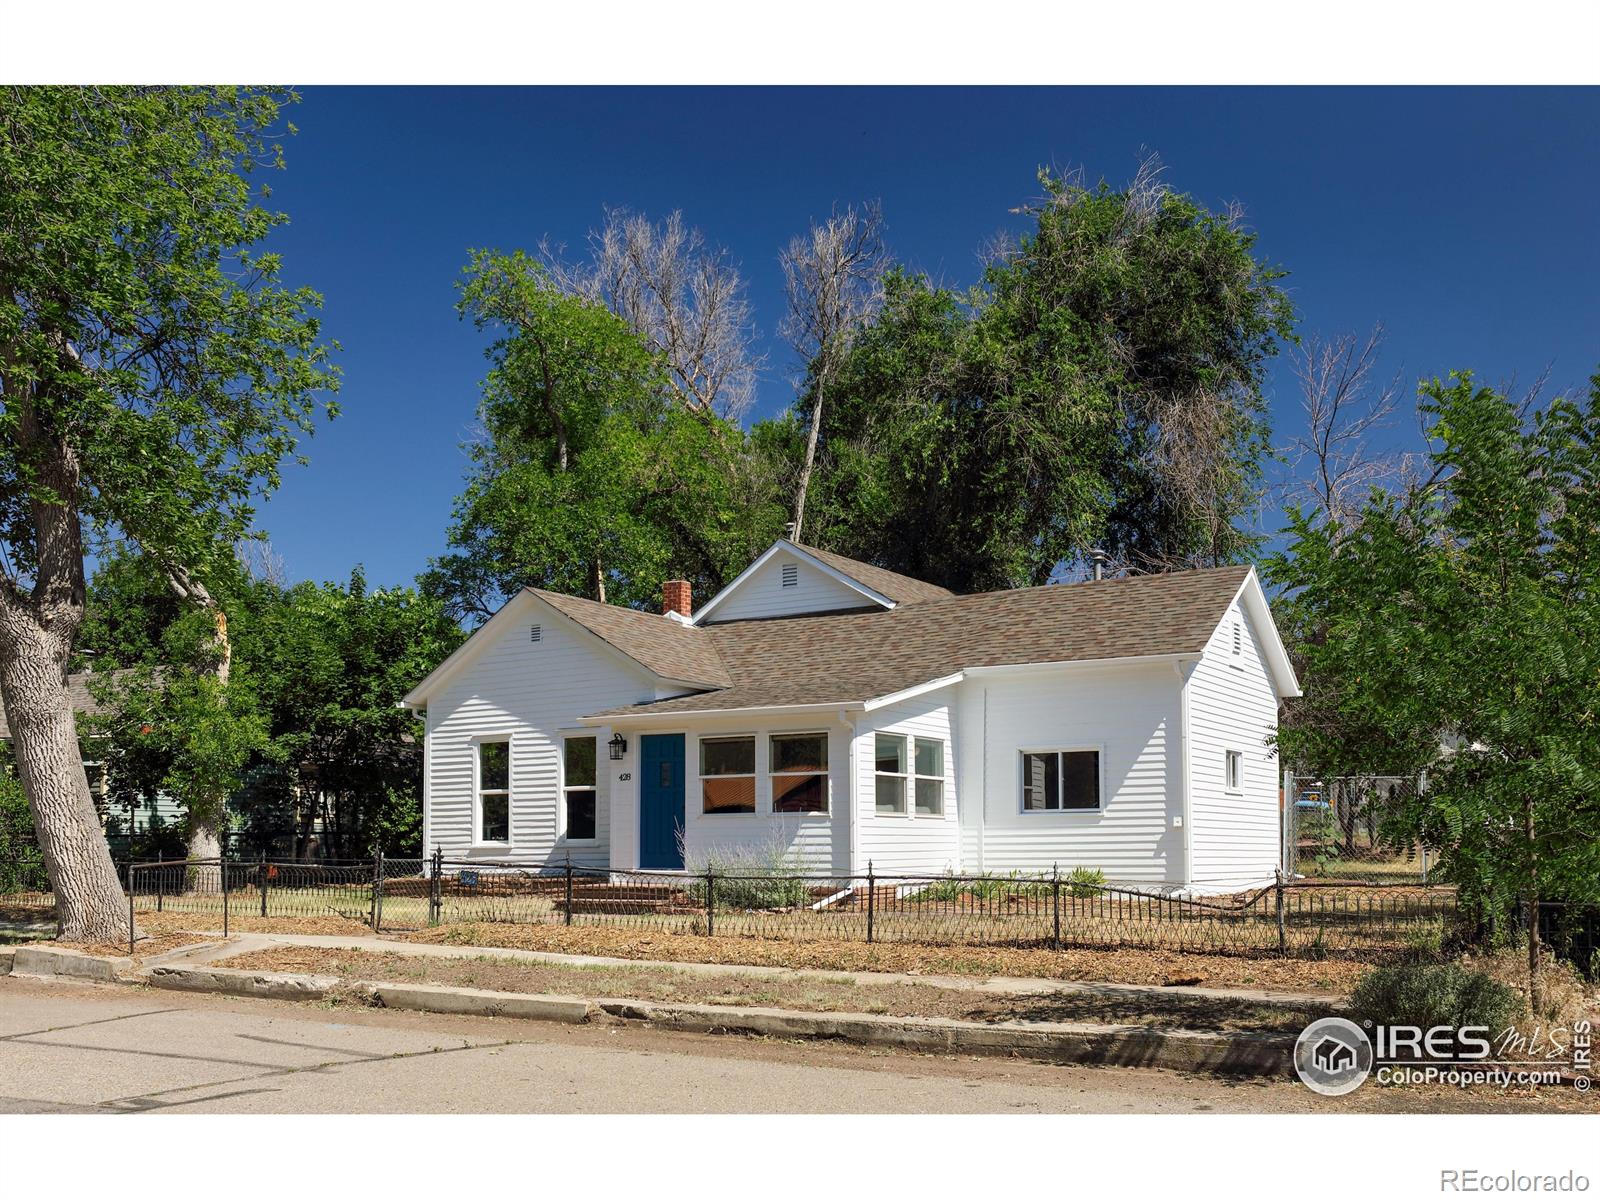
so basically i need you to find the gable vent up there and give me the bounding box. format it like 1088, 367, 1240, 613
780, 562, 799, 588
1231, 621, 1241, 655
530, 624, 542, 644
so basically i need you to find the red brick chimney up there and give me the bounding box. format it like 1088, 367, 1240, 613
662, 579, 692, 618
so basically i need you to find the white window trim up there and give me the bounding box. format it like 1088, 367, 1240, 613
470, 732, 513, 847
768, 729, 830, 817
697, 732, 759, 816
873, 731, 910, 818
1017, 744, 1106, 815
559, 732, 600, 844
911, 735, 947, 818
1224, 748, 1244, 795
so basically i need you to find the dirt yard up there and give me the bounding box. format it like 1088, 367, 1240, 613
221, 944, 1330, 1033
394, 921, 1368, 993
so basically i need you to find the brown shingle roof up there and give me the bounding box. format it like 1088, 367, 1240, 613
531, 588, 731, 689
583, 565, 1252, 718
0, 669, 136, 740
790, 542, 954, 606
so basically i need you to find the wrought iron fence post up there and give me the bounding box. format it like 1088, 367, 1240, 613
258, 851, 268, 918
156, 854, 163, 912
1275, 869, 1287, 955
371, 850, 385, 933
565, 854, 573, 927
704, 865, 715, 937
222, 859, 229, 937
128, 865, 135, 956
428, 847, 442, 926
1051, 863, 1061, 951
866, 860, 875, 944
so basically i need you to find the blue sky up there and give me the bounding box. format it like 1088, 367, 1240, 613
256, 86, 1600, 589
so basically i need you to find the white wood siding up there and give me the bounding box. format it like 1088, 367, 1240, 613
1187, 597, 1282, 892
954, 665, 1182, 884
423, 598, 654, 868
853, 692, 960, 875
703, 552, 876, 623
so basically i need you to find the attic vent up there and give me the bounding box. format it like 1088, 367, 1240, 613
530, 624, 542, 644
1231, 621, 1242, 656
780, 562, 798, 588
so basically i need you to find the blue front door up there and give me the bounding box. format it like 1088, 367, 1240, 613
639, 733, 686, 869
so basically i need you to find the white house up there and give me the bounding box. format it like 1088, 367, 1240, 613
401, 540, 1301, 894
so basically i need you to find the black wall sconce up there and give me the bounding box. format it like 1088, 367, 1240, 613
608, 732, 628, 761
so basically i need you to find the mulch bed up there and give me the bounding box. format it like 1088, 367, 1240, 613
394, 922, 1367, 994
222, 945, 1329, 1033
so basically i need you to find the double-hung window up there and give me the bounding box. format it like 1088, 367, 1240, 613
563, 736, 597, 840
874, 734, 907, 814
701, 736, 756, 813
770, 733, 828, 813
477, 739, 511, 843
1020, 749, 1101, 812
913, 738, 945, 815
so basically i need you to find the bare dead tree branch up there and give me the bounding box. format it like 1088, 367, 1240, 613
1278, 325, 1411, 535
780, 201, 888, 542
542, 209, 761, 421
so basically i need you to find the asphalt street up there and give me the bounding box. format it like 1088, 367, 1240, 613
0, 974, 1578, 1114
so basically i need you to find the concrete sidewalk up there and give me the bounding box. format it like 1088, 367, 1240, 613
152, 929, 1337, 1007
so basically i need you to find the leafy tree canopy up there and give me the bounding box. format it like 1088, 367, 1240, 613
423, 249, 785, 622
798, 165, 1294, 591
1269, 372, 1600, 917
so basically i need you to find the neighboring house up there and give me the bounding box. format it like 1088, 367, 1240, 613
402, 539, 1301, 894
0, 669, 183, 837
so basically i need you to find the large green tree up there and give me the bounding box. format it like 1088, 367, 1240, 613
424, 249, 784, 621
1271, 372, 1600, 1000
796, 163, 1293, 591
0, 87, 338, 938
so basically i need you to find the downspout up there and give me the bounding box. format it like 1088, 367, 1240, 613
840, 709, 858, 875
1176, 661, 1194, 891
978, 687, 988, 875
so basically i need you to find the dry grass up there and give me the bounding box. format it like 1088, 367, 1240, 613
394, 921, 1366, 994
135, 910, 378, 937
57, 932, 209, 961
223, 944, 1327, 1033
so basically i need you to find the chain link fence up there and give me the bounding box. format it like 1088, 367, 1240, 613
1281, 772, 1435, 884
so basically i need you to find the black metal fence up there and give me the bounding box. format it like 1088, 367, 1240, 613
99, 852, 1469, 961
14, 852, 1599, 978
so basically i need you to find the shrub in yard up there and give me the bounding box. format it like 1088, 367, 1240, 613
1067, 866, 1106, 899
682, 835, 811, 911
1349, 961, 1522, 1033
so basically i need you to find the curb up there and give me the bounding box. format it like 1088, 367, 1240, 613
593, 998, 1291, 1075
134, 962, 1290, 1076
10, 945, 131, 982
367, 981, 591, 1024
145, 963, 341, 1000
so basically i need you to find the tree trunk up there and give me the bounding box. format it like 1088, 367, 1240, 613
0, 622, 134, 942
588, 557, 606, 603
1525, 795, 1542, 1013
162, 569, 230, 886
791, 372, 828, 542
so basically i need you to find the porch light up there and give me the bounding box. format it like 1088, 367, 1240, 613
608, 732, 628, 761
